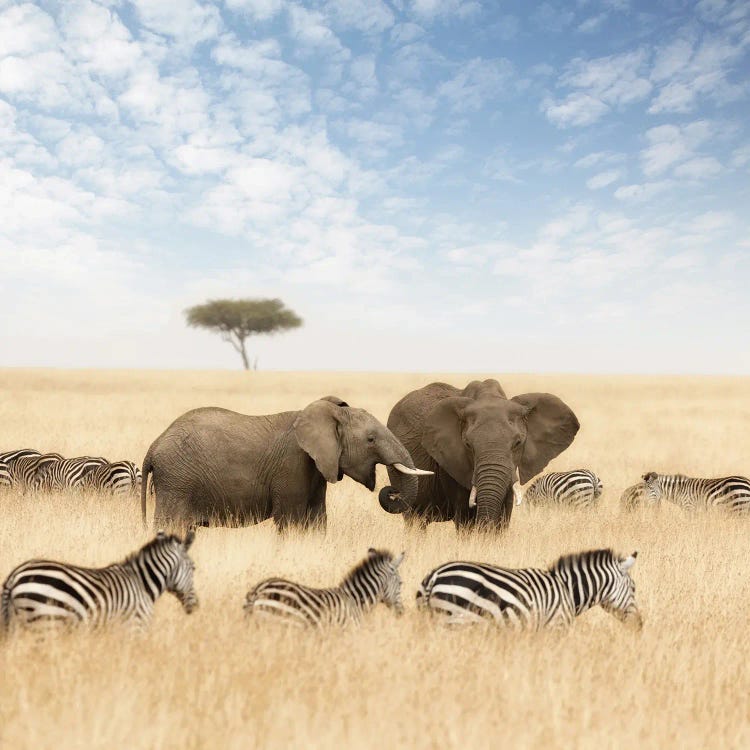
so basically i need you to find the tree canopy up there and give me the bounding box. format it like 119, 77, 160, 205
185, 298, 303, 370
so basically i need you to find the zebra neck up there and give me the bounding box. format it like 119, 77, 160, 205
127, 557, 166, 601
340, 571, 379, 611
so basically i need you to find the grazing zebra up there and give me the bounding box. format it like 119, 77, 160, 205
620, 483, 647, 511
0, 448, 41, 465
642, 472, 750, 514
519, 470, 603, 508
244, 548, 405, 628
83, 460, 142, 496
1, 531, 198, 631
34, 456, 109, 492
8, 453, 64, 491
416, 548, 641, 630
0, 460, 11, 488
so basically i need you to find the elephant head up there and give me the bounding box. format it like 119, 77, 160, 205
294, 397, 431, 492
379, 380, 579, 527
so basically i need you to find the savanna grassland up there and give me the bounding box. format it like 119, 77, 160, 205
0, 369, 749, 750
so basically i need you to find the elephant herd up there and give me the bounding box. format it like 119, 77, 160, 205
142, 379, 580, 532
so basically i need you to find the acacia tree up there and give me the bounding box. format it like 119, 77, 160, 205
184, 298, 303, 370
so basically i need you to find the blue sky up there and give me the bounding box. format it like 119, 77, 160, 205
1, 0, 749, 373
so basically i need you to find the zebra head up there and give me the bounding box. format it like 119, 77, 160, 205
160, 530, 199, 614
599, 551, 642, 629
641, 472, 663, 504
369, 548, 406, 615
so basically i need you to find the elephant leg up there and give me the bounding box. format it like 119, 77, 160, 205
272, 485, 326, 533
153, 490, 195, 535
303, 483, 327, 533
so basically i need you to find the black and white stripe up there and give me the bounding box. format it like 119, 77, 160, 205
642, 472, 750, 514
416, 548, 641, 629
244, 548, 405, 628
519, 469, 603, 508
1, 531, 198, 630
83, 460, 142, 496
34, 456, 109, 492
7, 453, 64, 491
0, 449, 41, 465
0, 460, 11, 489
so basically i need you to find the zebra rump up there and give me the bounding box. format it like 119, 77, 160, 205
522, 469, 603, 508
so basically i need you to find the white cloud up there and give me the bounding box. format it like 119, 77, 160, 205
437, 58, 514, 112
673, 156, 722, 180
409, 0, 481, 22
640, 120, 715, 177
323, 0, 395, 33
130, 0, 222, 46
614, 180, 673, 201
543, 93, 609, 127
574, 150, 625, 169
224, 0, 285, 21
586, 169, 622, 189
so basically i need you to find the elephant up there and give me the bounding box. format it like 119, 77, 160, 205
141, 396, 431, 532
377, 379, 580, 530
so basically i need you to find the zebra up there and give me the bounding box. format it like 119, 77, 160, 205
33, 455, 109, 492
0, 448, 41, 465
8, 453, 64, 491
642, 471, 750, 514
620, 483, 647, 511
518, 469, 603, 508
83, 460, 142, 496
1, 531, 198, 631
244, 548, 405, 628
416, 548, 641, 630
0, 460, 11, 489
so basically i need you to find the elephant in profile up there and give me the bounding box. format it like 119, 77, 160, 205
378, 380, 579, 530
141, 396, 430, 532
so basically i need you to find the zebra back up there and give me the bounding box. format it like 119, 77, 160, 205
244, 548, 405, 628
0, 460, 11, 488
84, 460, 142, 496
643, 472, 750, 514
523, 470, 603, 507
620, 483, 647, 511
0, 449, 41, 465
8, 453, 64, 490
35, 456, 109, 491
1, 530, 197, 629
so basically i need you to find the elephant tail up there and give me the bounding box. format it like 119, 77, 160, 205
141, 446, 153, 529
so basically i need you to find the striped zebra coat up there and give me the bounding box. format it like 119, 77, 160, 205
244, 548, 405, 628
34, 456, 109, 492
620, 483, 647, 511
520, 470, 603, 508
0, 460, 10, 489
642, 472, 750, 514
0, 449, 41, 465
83, 460, 142, 496
1, 531, 198, 631
8, 453, 64, 491
417, 548, 641, 630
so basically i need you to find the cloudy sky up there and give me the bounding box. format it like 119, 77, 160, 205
1, 0, 749, 373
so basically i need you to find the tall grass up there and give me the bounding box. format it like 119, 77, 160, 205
1, 370, 748, 749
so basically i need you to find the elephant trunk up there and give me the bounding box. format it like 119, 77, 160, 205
378, 437, 423, 514
473, 458, 515, 528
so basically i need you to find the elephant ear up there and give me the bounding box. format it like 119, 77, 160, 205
293, 399, 343, 484
421, 397, 473, 488
512, 393, 580, 484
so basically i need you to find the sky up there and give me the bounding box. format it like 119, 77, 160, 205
1, 0, 749, 374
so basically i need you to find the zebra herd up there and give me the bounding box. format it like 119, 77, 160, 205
1, 535, 641, 632
514, 466, 750, 515
0, 448, 141, 496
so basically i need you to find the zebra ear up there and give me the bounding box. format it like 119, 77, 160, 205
393, 551, 405, 568
368, 547, 377, 557
184, 530, 196, 550
156, 530, 166, 539
620, 552, 637, 572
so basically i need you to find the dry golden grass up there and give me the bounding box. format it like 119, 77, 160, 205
1, 369, 749, 749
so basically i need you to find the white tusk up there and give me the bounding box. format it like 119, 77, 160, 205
469, 485, 477, 508
392, 462, 433, 476
514, 484, 523, 506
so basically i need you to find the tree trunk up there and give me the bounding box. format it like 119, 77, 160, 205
238, 338, 250, 370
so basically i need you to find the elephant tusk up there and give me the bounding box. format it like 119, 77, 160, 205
514, 484, 523, 506
391, 463, 433, 476
469, 485, 477, 508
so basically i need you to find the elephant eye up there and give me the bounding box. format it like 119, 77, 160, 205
367, 435, 376, 443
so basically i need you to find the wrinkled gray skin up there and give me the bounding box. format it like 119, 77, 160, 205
379, 380, 580, 530
142, 396, 419, 532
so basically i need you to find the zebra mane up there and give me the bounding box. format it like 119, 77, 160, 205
549, 548, 617, 574
341, 549, 393, 585
123, 534, 181, 565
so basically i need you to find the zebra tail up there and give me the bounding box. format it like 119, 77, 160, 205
415, 571, 436, 609
141, 446, 153, 529
243, 587, 259, 616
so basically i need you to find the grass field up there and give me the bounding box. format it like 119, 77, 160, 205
1, 369, 749, 749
